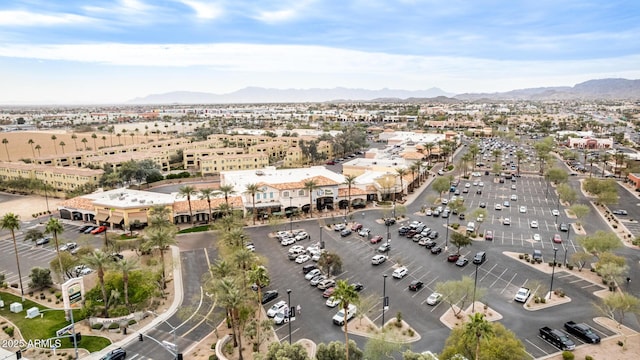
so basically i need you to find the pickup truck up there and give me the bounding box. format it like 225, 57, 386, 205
514, 287, 531, 303
540, 326, 576, 351
564, 321, 601, 344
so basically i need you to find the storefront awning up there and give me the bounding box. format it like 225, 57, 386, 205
110, 214, 124, 224
95, 212, 109, 222
247, 202, 281, 208
128, 213, 147, 223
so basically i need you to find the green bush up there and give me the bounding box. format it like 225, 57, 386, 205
91, 323, 103, 330
128, 319, 137, 326
3, 326, 14, 337
562, 350, 575, 360
585, 356, 594, 360
107, 322, 119, 330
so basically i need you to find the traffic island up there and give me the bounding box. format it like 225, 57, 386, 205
440, 302, 503, 329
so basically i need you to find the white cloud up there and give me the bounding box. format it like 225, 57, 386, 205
178, 0, 224, 20
0, 10, 93, 27
252, 0, 316, 24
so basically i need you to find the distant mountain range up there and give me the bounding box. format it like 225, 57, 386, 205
129, 78, 640, 104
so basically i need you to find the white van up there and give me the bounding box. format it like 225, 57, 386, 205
332, 304, 357, 325
466, 222, 476, 233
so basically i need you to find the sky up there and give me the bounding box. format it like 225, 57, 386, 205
0, 0, 639, 104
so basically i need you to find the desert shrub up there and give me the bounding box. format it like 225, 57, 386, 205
108, 322, 120, 330
91, 323, 103, 330
128, 319, 137, 326
3, 326, 13, 337
585, 356, 594, 360
562, 350, 575, 360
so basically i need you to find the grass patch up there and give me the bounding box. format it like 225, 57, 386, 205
59, 334, 111, 352
178, 225, 210, 233
0, 291, 110, 352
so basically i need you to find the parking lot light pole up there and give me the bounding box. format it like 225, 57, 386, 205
472, 262, 479, 313
549, 247, 559, 299
287, 289, 292, 344
382, 274, 388, 328
320, 226, 324, 249
40, 308, 79, 360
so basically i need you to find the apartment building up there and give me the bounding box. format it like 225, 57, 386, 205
183, 147, 245, 170
200, 153, 269, 176
0, 161, 103, 195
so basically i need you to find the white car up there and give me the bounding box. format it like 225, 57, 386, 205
311, 252, 323, 262
280, 237, 296, 246
289, 245, 305, 253
276, 231, 291, 239
479, 182, 484, 187
511, 184, 516, 190
514, 287, 531, 303
295, 232, 310, 241
325, 296, 342, 308
503, 217, 511, 225
533, 233, 541, 241
510, 194, 518, 201
267, 300, 288, 317
295, 254, 311, 264
552, 209, 560, 216
465, 183, 471, 188
305, 269, 322, 280
473, 181, 479, 186
494, 204, 502, 210
317, 279, 336, 290
245, 243, 256, 252
334, 224, 346, 231
530, 220, 538, 228
310, 275, 327, 286
441, 198, 449, 205
392, 266, 408, 279
426, 292, 443, 306
358, 228, 371, 237
519, 206, 527, 213
332, 304, 357, 325
372, 254, 387, 265
273, 309, 288, 325
476, 214, 484, 223
59, 242, 78, 252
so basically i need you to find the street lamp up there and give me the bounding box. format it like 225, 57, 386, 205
472, 261, 480, 313
320, 226, 324, 249
381, 275, 388, 328
549, 247, 559, 299
289, 197, 293, 233
287, 289, 292, 344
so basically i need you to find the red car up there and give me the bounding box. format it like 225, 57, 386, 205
370, 235, 383, 244
485, 231, 493, 241
91, 225, 107, 234
351, 223, 363, 231
552, 234, 562, 244
323, 287, 335, 298
447, 253, 460, 262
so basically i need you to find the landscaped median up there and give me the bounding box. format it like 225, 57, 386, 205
0, 291, 111, 356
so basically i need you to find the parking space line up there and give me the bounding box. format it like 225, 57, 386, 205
525, 338, 549, 357
479, 264, 497, 282
500, 272, 519, 294
490, 268, 509, 288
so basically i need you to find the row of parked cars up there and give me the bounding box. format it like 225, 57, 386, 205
276, 230, 310, 246
539, 321, 601, 351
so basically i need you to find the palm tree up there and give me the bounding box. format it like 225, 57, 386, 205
303, 179, 318, 218
148, 205, 173, 229
331, 280, 359, 359
143, 226, 177, 289
491, 148, 502, 164
424, 142, 435, 166
515, 149, 525, 176
343, 174, 357, 214
178, 185, 198, 225
210, 258, 235, 279
82, 250, 112, 316
59, 141, 66, 154
408, 163, 418, 192
2, 138, 10, 161
1, 213, 24, 301
91, 133, 97, 149
51, 135, 57, 154
459, 152, 472, 178
81, 137, 88, 150
71, 133, 78, 150
233, 248, 256, 289
468, 142, 480, 171
45, 218, 65, 281
464, 313, 494, 360
101, 135, 107, 148
216, 278, 245, 358
199, 188, 218, 224
115, 258, 138, 308
243, 183, 262, 225
218, 184, 236, 214
28, 139, 35, 158
116, 133, 122, 145
395, 168, 408, 199
413, 160, 424, 184
247, 265, 270, 345
35, 144, 42, 157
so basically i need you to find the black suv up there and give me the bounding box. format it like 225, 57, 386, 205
398, 226, 410, 235
101, 348, 126, 360
384, 218, 396, 226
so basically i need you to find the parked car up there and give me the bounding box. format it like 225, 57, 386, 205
484, 231, 493, 241
334, 224, 346, 231
530, 220, 538, 228
551, 209, 560, 216
261, 290, 279, 304
519, 206, 527, 213
351, 283, 364, 292
424, 239, 436, 249
533, 233, 541, 241
36, 236, 52, 245
91, 226, 107, 234
377, 242, 390, 253
370, 235, 383, 244
455, 257, 468, 267
332, 304, 357, 326
83, 226, 97, 234
503, 217, 511, 225
325, 296, 342, 308
430, 246, 443, 255
340, 229, 352, 237
323, 287, 335, 298
426, 292, 443, 306
514, 287, 531, 303
447, 253, 460, 262
358, 228, 370, 236
384, 218, 396, 226
295, 254, 311, 264
408, 280, 424, 291
559, 223, 569, 232
267, 300, 288, 317
317, 279, 336, 290
613, 209, 628, 215
310, 275, 327, 286
539, 326, 576, 351
371, 254, 387, 265
392, 266, 408, 279
564, 321, 601, 344
552, 234, 562, 243
351, 223, 363, 231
